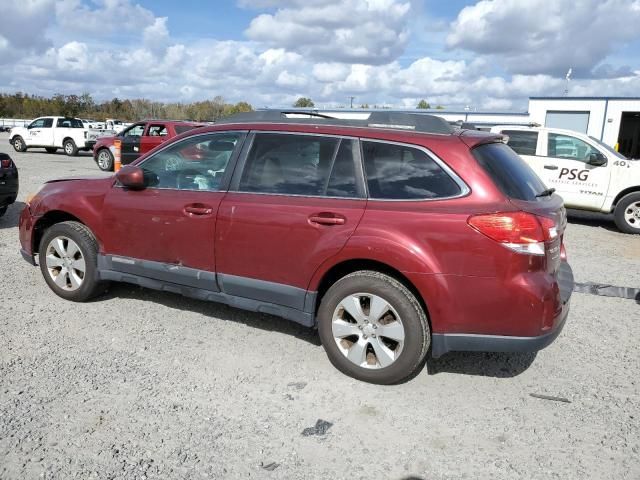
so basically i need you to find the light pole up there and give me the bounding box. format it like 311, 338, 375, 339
349, 96, 355, 109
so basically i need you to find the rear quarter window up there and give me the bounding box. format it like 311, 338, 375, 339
473, 143, 547, 201
362, 141, 461, 200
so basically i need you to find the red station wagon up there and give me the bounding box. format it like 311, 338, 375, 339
19, 111, 574, 384
93, 120, 204, 171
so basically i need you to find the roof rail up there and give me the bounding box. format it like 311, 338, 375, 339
217, 109, 454, 135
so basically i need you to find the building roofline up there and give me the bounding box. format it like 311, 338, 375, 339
272, 107, 529, 116
530, 96, 640, 101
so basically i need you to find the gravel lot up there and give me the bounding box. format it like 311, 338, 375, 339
1, 132, 639, 479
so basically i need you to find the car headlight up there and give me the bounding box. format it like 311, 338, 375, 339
26, 184, 45, 207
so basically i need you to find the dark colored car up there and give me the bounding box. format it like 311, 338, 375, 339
0, 153, 18, 217
19, 111, 574, 384
93, 120, 204, 171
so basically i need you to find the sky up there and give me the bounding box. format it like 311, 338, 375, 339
1, 0, 639, 111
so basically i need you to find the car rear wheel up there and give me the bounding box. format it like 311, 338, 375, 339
63, 139, 78, 156
318, 271, 430, 384
614, 192, 640, 234
39, 221, 107, 301
96, 148, 114, 171
45, 147, 57, 154
12, 136, 26, 152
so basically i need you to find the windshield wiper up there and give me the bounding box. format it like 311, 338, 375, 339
536, 187, 556, 198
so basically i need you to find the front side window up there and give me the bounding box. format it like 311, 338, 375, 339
502, 130, 538, 156
547, 133, 600, 163
123, 124, 145, 137
139, 133, 242, 191
29, 119, 46, 129
362, 141, 461, 200
238, 133, 358, 197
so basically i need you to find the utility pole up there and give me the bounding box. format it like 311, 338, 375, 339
349, 96, 355, 109
564, 68, 572, 96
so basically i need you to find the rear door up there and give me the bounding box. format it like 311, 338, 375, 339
215, 132, 366, 308
120, 123, 146, 165
140, 123, 169, 155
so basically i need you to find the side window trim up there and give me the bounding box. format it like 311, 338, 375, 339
229, 131, 366, 200
360, 138, 470, 202
130, 130, 248, 193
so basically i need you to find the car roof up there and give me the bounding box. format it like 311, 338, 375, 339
491, 125, 591, 138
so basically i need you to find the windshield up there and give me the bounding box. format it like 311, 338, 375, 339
588, 136, 627, 159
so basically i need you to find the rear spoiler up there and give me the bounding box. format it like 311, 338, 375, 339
457, 130, 508, 149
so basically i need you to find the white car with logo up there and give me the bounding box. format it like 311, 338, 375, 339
9, 116, 100, 157
490, 125, 640, 234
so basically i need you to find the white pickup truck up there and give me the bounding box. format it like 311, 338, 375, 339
105, 119, 131, 134
9, 116, 99, 156
491, 125, 640, 233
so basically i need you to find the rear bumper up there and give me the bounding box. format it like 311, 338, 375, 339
431, 261, 574, 358
0, 174, 18, 207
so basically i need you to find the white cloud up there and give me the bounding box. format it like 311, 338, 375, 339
447, 0, 640, 77
244, 0, 411, 64
55, 0, 156, 35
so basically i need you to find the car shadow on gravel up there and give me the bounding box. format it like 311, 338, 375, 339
566, 209, 619, 232
0, 201, 25, 230
97, 283, 322, 346
426, 351, 537, 378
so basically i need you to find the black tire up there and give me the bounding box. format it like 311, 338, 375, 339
0, 206, 7, 217
614, 192, 640, 234
45, 147, 57, 154
317, 271, 430, 384
38, 221, 107, 301
12, 136, 26, 152
63, 139, 78, 156
96, 148, 114, 171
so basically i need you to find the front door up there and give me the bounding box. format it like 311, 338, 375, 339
28, 118, 54, 147
101, 131, 245, 289
538, 131, 611, 209
215, 132, 366, 308
120, 123, 146, 165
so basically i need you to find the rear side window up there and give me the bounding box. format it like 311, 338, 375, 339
502, 130, 538, 156
56, 118, 83, 128
239, 133, 358, 197
362, 141, 461, 200
473, 143, 547, 201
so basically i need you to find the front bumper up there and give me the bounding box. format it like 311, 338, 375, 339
84, 140, 97, 150
431, 261, 574, 358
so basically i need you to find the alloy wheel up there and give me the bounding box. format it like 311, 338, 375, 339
331, 293, 405, 369
44, 236, 86, 291
624, 201, 640, 230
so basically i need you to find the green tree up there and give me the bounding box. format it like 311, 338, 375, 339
416, 99, 430, 109
293, 97, 314, 108
435, 105, 445, 110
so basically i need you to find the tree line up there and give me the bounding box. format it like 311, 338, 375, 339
0, 92, 445, 121
0, 92, 253, 122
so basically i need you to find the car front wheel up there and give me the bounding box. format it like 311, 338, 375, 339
38, 221, 107, 301
96, 148, 114, 171
318, 271, 430, 384
614, 192, 640, 234
12, 136, 26, 152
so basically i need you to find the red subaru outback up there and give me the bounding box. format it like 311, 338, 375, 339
19, 112, 573, 384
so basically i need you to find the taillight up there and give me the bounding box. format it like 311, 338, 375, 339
467, 211, 557, 256
1, 158, 12, 168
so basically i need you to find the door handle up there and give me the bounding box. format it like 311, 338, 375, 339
544, 165, 559, 170
309, 213, 346, 226
184, 204, 214, 216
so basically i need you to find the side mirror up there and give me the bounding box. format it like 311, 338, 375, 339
587, 152, 607, 166
115, 165, 145, 190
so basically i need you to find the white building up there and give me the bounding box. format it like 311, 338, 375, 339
295, 96, 640, 158
528, 97, 640, 159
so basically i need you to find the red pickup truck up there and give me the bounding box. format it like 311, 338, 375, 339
93, 120, 204, 171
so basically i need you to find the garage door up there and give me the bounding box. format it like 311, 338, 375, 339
545, 111, 590, 133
